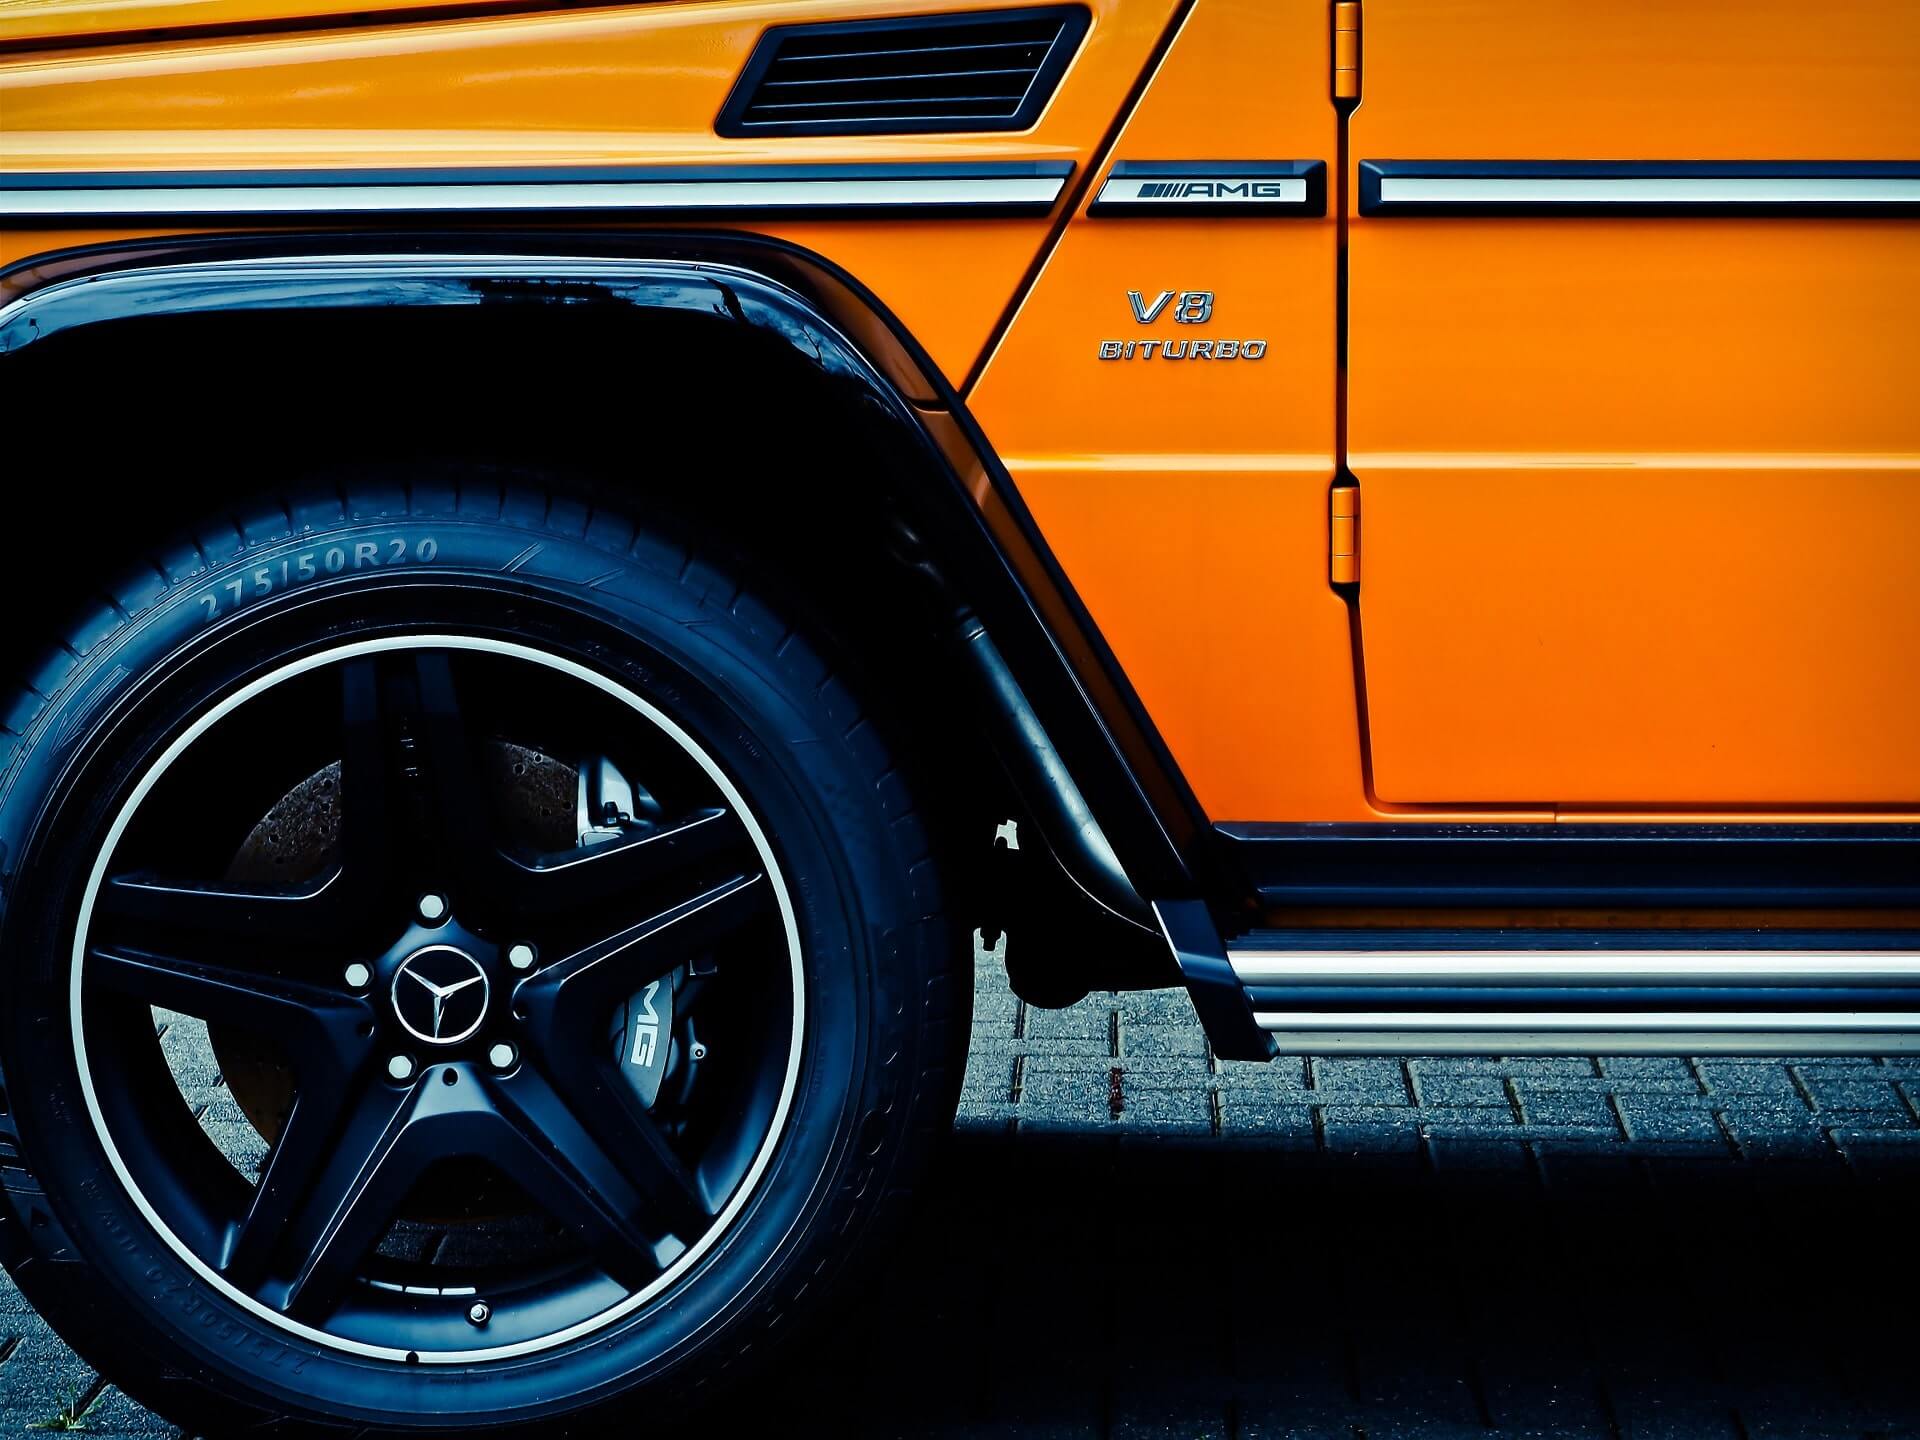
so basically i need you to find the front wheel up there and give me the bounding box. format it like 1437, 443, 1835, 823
0, 472, 964, 1434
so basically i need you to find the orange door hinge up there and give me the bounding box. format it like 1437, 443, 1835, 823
1333, 1, 1361, 100
1330, 485, 1360, 585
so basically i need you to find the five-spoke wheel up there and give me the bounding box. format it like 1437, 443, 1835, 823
75, 638, 802, 1360
0, 482, 961, 1434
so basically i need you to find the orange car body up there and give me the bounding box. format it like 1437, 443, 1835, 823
3, 0, 1916, 825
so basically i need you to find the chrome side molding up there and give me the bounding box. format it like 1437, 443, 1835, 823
1358, 161, 1920, 216
0, 162, 1074, 223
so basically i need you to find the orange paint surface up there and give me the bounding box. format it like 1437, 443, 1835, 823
0, 0, 554, 48
1008, 458, 1369, 820
1347, 0, 1920, 808
5, 0, 1918, 822
0, 0, 1180, 382
970, 0, 1363, 819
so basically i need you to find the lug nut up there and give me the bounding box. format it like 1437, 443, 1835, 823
487, 1043, 517, 1070
466, 1301, 491, 1326
507, 943, 535, 971
418, 893, 448, 923
387, 1055, 416, 1081
689, 1042, 709, 1061
343, 962, 371, 990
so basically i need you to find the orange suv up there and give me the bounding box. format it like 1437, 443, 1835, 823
1, 0, 1915, 1431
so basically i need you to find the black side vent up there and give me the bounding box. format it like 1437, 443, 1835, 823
718, 7, 1091, 137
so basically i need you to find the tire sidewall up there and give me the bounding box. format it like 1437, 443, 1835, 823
0, 497, 924, 1433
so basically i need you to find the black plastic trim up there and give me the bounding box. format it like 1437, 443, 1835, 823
1358, 160, 1920, 217
1220, 823, 1920, 909
1089, 160, 1327, 216
716, 6, 1091, 138
955, 613, 1153, 929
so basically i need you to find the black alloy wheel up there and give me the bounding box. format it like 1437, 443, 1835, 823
0, 473, 965, 1434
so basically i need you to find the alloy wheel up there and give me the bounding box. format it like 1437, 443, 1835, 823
68, 635, 804, 1362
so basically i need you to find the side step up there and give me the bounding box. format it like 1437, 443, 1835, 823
1200, 926, 1920, 1056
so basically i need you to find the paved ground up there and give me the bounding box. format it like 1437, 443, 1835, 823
4, 951, 1919, 1436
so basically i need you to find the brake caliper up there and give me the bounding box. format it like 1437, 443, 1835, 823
608, 970, 679, 1108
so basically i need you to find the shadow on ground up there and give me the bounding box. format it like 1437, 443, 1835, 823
709, 1133, 1920, 1439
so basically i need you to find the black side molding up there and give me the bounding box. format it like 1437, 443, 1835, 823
1219, 823, 1920, 910
1357, 160, 1920, 217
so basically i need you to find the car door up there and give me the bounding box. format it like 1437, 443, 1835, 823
1346, 0, 1920, 809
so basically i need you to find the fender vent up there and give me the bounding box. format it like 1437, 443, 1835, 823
718, 7, 1091, 137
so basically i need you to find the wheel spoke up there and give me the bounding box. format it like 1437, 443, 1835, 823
276, 1062, 686, 1318
222, 1082, 352, 1290
275, 1077, 430, 1320
511, 874, 765, 1238
395, 651, 505, 908
408, 650, 487, 839
335, 657, 396, 894
96, 659, 404, 938
88, 942, 370, 1064
485, 1067, 676, 1283
92, 939, 376, 1295
98, 870, 344, 940
501, 805, 741, 913
518, 872, 768, 1009
530, 1048, 712, 1240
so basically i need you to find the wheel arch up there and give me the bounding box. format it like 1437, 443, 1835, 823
0, 230, 1200, 997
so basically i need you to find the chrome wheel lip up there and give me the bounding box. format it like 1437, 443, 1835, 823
69, 634, 807, 1365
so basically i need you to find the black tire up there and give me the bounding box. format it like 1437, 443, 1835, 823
0, 468, 965, 1435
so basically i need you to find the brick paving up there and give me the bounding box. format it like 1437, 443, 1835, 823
3, 951, 1918, 1435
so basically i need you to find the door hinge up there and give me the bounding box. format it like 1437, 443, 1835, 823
1333, 1, 1361, 100
1330, 484, 1359, 585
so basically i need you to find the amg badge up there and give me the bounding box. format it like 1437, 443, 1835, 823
1089, 161, 1328, 216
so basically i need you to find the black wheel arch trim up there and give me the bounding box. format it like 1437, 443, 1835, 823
0, 228, 1208, 951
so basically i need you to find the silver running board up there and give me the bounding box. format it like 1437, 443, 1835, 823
1227, 947, 1920, 1055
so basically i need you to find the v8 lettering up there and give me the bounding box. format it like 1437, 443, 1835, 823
1127, 289, 1215, 325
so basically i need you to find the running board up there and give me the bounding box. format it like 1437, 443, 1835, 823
1206, 928, 1920, 1056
